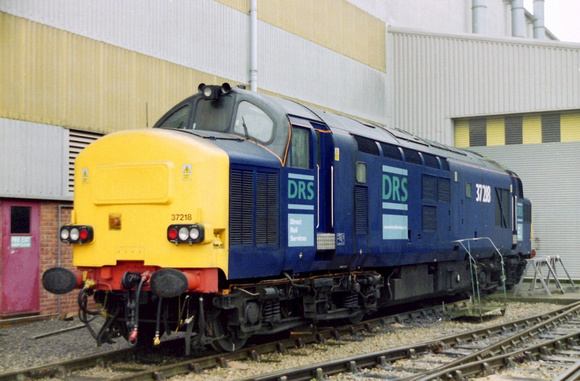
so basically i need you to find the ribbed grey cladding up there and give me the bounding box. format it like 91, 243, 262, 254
0, 118, 69, 200
389, 29, 580, 146
469, 142, 580, 278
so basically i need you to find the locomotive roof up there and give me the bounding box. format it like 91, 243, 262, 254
233, 87, 505, 172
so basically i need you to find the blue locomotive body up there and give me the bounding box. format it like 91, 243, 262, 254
43, 83, 531, 353
189, 86, 532, 284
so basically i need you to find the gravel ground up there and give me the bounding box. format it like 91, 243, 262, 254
0, 301, 565, 378
0, 316, 130, 373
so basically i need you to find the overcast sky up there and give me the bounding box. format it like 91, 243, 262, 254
525, 0, 580, 43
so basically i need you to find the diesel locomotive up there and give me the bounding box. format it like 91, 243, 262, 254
43, 83, 532, 353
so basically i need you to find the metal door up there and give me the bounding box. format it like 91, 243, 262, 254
1, 200, 40, 316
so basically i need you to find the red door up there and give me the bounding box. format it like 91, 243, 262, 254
1, 200, 40, 316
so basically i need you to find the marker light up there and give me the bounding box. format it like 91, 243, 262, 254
203, 86, 213, 98
167, 224, 205, 245
60, 225, 94, 245
168, 228, 178, 240
198, 83, 232, 100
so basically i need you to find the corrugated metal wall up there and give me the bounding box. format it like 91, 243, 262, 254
259, 23, 386, 121
0, 12, 230, 134
0, 119, 70, 200
1, 0, 386, 129
258, 0, 385, 71
389, 28, 580, 145
470, 143, 580, 278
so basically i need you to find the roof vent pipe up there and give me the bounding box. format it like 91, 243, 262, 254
511, 0, 526, 37
471, 0, 487, 34
472, 0, 487, 34
533, 0, 546, 39
249, 0, 258, 92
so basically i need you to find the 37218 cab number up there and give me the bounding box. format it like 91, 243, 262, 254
171, 213, 193, 221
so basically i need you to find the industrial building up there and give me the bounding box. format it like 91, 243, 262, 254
1, 0, 579, 320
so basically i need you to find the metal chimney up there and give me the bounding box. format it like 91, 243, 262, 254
511, 0, 525, 37
472, 0, 487, 34
533, 0, 546, 39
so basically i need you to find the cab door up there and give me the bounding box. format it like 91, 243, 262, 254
285, 120, 334, 271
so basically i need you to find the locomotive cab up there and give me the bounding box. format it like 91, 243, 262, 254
155, 83, 290, 162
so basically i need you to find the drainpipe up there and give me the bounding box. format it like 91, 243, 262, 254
472, 0, 487, 34
511, 0, 525, 37
533, 0, 545, 39
249, 0, 258, 92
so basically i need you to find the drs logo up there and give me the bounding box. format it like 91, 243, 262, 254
288, 179, 315, 201
382, 174, 408, 202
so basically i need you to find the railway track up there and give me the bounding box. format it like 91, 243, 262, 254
242, 300, 580, 381
0, 301, 452, 381
0, 300, 577, 381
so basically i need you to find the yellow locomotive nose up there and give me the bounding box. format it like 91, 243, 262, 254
70, 128, 230, 280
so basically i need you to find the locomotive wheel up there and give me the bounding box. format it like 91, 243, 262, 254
208, 313, 248, 352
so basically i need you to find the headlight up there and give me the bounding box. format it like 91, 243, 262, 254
178, 227, 190, 241
189, 227, 200, 240
70, 228, 80, 241
60, 225, 94, 245
167, 224, 205, 245
60, 229, 70, 240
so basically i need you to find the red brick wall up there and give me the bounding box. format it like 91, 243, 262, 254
39, 201, 78, 316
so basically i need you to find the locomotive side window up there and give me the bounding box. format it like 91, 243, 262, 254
289, 126, 311, 169
356, 162, 367, 183
233, 101, 274, 144
495, 188, 510, 228
524, 203, 532, 223
158, 105, 191, 129
466, 182, 472, 198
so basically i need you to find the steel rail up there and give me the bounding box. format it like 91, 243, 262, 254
234, 301, 580, 381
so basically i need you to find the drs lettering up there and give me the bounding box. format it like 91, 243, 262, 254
382, 174, 408, 202
288, 179, 315, 201
476, 183, 491, 203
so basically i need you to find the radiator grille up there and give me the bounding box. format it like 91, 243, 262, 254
256, 172, 279, 245
355, 186, 368, 235
230, 168, 279, 246
423, 206, 437, 231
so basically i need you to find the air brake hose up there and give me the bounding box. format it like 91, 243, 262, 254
129, 277, 146, 345
77, 285, 101, 341
128, 272, 152, 345
154, 297, 163, 346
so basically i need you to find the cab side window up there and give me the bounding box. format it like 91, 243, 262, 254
157, 105, 191, 129
233, 101, 274, 143
290, 126, 310, 169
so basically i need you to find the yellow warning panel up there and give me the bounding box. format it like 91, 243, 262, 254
92, 162, 174, 205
